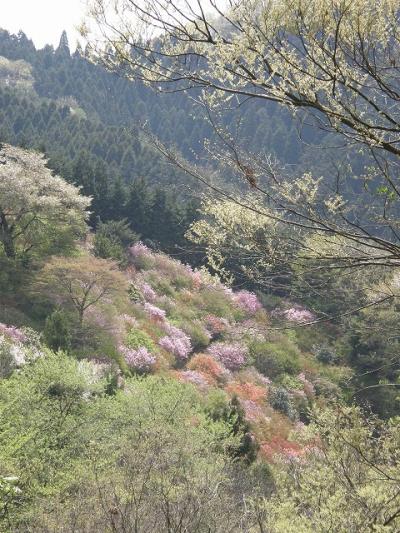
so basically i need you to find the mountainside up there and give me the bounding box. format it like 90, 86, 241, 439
1, 12, 400, 529
1, 239, 350, 461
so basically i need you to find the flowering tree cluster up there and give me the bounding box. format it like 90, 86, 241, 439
283, 307, 315, 323
144, 303, 166, 322
207, 342, 247, 371
0, 144, 90, 259
159, 324, 192, 361
119, 345, 156, 372
234, 291, 262, 315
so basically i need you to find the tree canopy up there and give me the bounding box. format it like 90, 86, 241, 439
0, 144, 90, 259
86, 0, 400, 282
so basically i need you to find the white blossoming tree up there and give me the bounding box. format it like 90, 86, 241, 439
0, 143, 91, 259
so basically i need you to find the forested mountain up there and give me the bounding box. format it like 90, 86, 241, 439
0, 28, 344, 256
0, 29, 305, 163
0, 29, 319, 251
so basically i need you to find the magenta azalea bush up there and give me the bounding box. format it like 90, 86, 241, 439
129, 242, 151, 259
207, 342, 248, 370
234, 291, 262, 314
159, 324, 192, 360
144, 302, 166, 322
119, 345, 156, 371
128, 242, 155, 270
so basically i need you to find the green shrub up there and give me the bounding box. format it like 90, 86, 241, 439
251, 337, 301, 378
145, 271, 176, 297
201, 289, 234, 319
43, 309, 72, 352
126, 328, 155, 351
269, 386, 297, 420
0, 338, 15, 378
314, 344, 338, 365
180, 320, 211, 351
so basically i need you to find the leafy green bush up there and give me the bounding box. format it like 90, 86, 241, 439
269, 386, 297, 420
126, 328, 155, 351
0, 352, 257, 531
43, 309, 72, 352
251, 338, 301, 378
201, 289, 235, 319
314, 344, 338, 365
93, 219, 137, 265
185, 322, 211, 351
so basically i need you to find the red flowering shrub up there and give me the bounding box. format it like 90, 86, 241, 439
204, 314, 229, 337
187, 353, 228, 383
260, 436, 303, 463
225, 381, 267, 404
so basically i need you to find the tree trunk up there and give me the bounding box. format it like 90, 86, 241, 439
0, 212, 15, 259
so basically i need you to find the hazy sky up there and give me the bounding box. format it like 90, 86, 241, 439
2, 0, 87, 50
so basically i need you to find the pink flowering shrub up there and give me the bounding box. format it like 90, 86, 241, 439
140, 282, 157, 302
234, 291, 262, 314
176, 370, 209, 388
204, 314, 229, 337
128, 242, 155, 270
241, 399, 265, 422
207, 342, 248, 370
184, 265, 204, 290
144, 303, 166, 322
159, 323, 192, 360
119, 345, 156, 372
0, 323, 27, 343
298, 372, 315, 398
121, 314, 138, 328
283, 307, 315, 323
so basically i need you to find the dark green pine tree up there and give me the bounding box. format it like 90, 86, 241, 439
56, 30, 70, 58
108, 177, 127, 221
125, 177, 153, 236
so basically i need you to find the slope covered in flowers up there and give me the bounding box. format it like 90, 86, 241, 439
112, 243, 353, 461
0, 242, 351, 463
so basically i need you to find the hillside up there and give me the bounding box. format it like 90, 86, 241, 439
1, 3, 400, 528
